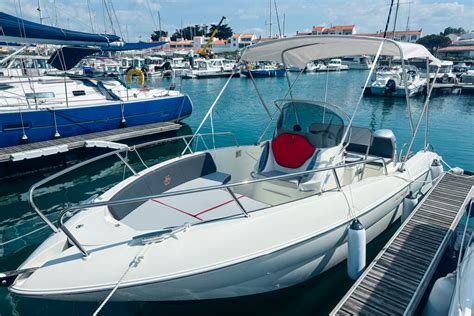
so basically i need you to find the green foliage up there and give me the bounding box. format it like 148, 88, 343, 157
416, 34, 451, 52
170, 25, 209, 41
151, 30, 168, 41
441, 27, 466, 36
207, 23, 233, 40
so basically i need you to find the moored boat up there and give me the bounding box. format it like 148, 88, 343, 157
2, 36, 445, 303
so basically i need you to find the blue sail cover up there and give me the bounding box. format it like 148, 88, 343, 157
102, 41, 167, 51
47, 42, 167, 70
0, 12, 120, 46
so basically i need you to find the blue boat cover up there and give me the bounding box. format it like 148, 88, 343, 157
0, 12, 119, 45
47, 42, 167, 70
48, 46, 100, 70
102, 41, 166, 51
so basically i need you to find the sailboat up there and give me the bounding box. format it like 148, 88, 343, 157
0, 12, 192, 148
2, 36, 445, 302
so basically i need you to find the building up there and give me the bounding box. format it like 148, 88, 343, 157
436, 32, 474, 59
436, 46, 474, 59
356, 30, 422, 43
169, 40, 193, 49
230, 33, 257, 49
309, 25, 357, 35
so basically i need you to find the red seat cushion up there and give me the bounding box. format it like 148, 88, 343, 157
271, 133, 315, 169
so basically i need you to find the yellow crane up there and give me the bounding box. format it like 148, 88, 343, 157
197, 16, 226, 58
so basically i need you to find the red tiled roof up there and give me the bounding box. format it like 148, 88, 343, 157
357, 30, 422, 37
312, 26, 326, 32
329, 25, 355, 31
213, 39, 227, 45
437, 45, 474, 52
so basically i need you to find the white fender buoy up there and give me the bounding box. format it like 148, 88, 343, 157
54, 131, 61, 139
348, 219, 366, 280
422, 272, 456, 316
20, 134, 29, 144
119, 118, 128, 128
402, 192, 418, 222
431, 159, 443, 180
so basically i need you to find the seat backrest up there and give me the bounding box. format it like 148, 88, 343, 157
345, 126, 374, 157
271, 133, 315, 169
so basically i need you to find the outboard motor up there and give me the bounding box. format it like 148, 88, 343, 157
384, 79, 397, 95
369, 129, 397, 162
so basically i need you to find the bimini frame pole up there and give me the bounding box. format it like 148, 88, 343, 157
400, 58, 414, 135
244, 61, 272, 119
400, 65, 440, 171
424, 57, 430, 150
181, 69, 237, 155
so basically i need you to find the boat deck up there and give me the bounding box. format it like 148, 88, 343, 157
331, 172, 474, 315
0, 122, 181, 162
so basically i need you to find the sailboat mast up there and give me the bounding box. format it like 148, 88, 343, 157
158, 10, 162, 39
283, 13, 285, 38
37, 0, 43, 24
391, 0, 400, 39
269, 0, 272, 38
274, 0, 282, 38
406, 2, 411, 31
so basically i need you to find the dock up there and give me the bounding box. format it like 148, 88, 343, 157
331, 172, 474, 315
0, 122, 182, 163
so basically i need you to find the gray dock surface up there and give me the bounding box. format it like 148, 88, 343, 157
0, 122, 181, 162
331, 172, 474, 315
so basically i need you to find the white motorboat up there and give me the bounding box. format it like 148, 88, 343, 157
370, 65, 426, 97
2, 36, 445, 303
424, 60, 458, 84
341, 56, 373, 70
182, 58, 236, 79
326, 59, 349, 71
461, 64, 474, 84
305, 61, 326, 72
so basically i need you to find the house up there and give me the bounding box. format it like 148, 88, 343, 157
169, 40, 194, 49
230, 33, 257, 49
436, 45, 474, 59
356, 30, 422, 43
308, 25, 357, 35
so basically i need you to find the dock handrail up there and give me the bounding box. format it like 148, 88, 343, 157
31, 148, 390, 256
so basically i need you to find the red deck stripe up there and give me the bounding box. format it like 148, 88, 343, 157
194, 195, 245, 217
152, 199, 203, 220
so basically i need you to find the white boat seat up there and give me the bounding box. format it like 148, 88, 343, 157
121, 173, 268, 231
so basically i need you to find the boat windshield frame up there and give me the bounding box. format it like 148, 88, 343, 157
274, 99, 351, 147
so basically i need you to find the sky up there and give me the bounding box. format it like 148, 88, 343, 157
1, 0, 472, 42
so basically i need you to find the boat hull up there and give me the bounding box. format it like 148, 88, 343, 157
11, 165, 432, 302
241, 68, 286, 77
0, 95, 192, 148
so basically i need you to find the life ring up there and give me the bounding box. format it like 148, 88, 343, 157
126, 68, 145, 86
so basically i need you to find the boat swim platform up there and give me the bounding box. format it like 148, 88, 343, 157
0, 122, 182, 163
331, 172, 474, 316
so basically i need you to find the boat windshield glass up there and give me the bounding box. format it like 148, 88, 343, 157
276, 101, 346, 148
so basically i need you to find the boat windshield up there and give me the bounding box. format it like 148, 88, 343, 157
276, 101, 347, 148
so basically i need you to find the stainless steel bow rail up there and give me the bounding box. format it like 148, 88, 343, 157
27, 130, 390, 257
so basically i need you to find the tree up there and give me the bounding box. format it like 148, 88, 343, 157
151, 30, 168, 41
442, 27, 466, 36
207, 23, 233, 40
416, 35, 451, 53
170, 25, 208, 41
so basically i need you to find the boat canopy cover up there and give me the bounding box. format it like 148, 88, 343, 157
241, 36, 442, 68
101, 41, 166, 51
48, 46, 100, 71
46, 42, 167, 70
0, 12, 120, 46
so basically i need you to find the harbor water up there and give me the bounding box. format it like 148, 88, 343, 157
0, 71, 472, 315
